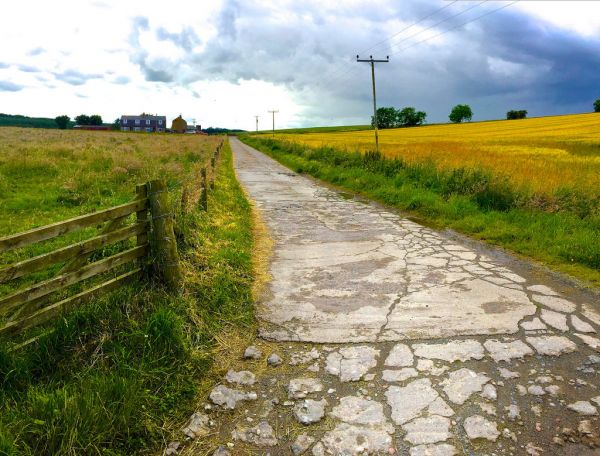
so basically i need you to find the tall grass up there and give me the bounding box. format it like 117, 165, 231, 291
242, 136, 600, 285
0, 135, 255, 455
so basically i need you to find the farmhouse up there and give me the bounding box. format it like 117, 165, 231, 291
171, 115, 187, 133
121, 114, 166, 132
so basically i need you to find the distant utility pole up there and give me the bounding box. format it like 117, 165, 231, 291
357, 55, 389, 153
254, 115, 260, 132
268, 110, 279, 137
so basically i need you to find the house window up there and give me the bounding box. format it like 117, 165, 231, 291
135, 119, 140, 125
146, 127, 152, 132
146, 119, 150, 125
122, 127, 129, 131
134, 127, 140, 132
158, 120, 163, 125
123, 119, 127, 125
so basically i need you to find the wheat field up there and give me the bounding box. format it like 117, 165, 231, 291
273, 113, 600, 197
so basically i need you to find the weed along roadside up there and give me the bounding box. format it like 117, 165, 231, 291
239, 135, 600, 286
0, 136, 256, 455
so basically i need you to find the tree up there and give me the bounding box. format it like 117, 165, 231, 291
112, 118, 121, 130
507, 110, 527, 120
75, 114, 91, 125
397, 107, 427, 127
371, 107, 398, 129
594, 99, 600, 113
89, 114, 103, 125
55, 115, 70, 129
449, 104, 473, 123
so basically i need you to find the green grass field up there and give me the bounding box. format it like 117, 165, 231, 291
0, 129, 255, 455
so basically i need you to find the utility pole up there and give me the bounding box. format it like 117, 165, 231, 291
268, 110, 278, 137
357, 55, 389, 153
254, 115, 260, 132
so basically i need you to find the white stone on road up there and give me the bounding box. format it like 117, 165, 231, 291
441, 368, 490, 405
329, 396, 393, 432
225, 369, 256, 386
520, 317, 547, 331
575, 333, 600, 349
541, 309, 569, 331
527, 285, 559, 295
382, 368, 418, 382
385, 378, 441, 425
292, 434, 315, 455
232, 421, 278, 446
294, 399, 328, 424
325, 346, 379, 382
532, 295, 577, 313
463, 415, 500, 441
403, 415, 451, 445
319, 423, 393, 455
526, 336, 577, 356
385, 343, 414, 367
290, 348, 320, 365
287, 378, 324, 399
484, 339, 533, 362
413, 340, 484, 363
416, 359, 449, 376
582, 304, 600, 326
209, 385, 257, 409
410, 444, 457, 456
571, 315, 595, 333
567, 401, 598, 416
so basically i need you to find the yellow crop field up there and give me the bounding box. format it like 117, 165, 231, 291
273, 113, 600, 197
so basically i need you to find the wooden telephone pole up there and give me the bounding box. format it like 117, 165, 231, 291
268, 110, 278, 137
357, 55, 389, 153
254, 115, 260, 132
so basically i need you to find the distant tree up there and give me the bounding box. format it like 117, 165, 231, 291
507, 109, 527, 120
75, 114, 91, 125
397, 107, 427, 127
449, 104, 473, 123
55, 115, 70, 129
371, 107, 398, 129
594, 99, 600, 113
112, 118, 121, 130
89, 114, 103, 125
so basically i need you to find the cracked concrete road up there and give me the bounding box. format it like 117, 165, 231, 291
174, 139, 600, 456
230, 138, 596, 344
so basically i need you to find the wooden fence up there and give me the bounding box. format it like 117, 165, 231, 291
0, 138, 225, 338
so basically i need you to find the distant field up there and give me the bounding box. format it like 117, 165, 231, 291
270, 113, 600, 198
0, 127, 219, 236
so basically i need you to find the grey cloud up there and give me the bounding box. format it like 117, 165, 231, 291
53, 69, 103, 86
18, 65, 39, 73
0, 62, 9, 69
113, 75, 131, 84
0, 81, 24, 92
27, 47, 44, 56
156, 26, 201, 51
128, 1, 600, 125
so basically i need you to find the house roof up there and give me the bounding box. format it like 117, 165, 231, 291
121, 115, 166, 120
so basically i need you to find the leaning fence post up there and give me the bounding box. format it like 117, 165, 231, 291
147, 180, 183, 291
199, 168, 208, 211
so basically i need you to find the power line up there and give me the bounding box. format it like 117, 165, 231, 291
319, 0, 488, 89
389, 0, 517, 57
318, 0, 465, 86
360, 0, 459, 55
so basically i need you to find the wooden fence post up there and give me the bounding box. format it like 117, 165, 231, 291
147, 180, 183, 291
199, 168, 208, 211
210, 156, 216, 190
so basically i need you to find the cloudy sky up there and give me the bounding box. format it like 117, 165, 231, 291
1, 0, 599, 130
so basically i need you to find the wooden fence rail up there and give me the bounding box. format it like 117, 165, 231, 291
0, 138, 226, 338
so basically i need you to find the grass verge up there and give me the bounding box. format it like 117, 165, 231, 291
240, 136, 600, 287
0, 141, 255, 455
